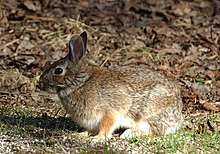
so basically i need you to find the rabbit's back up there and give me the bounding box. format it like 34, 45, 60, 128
114, 65, 182, 113
72, 66, 180, 110
71, 65, 183, 134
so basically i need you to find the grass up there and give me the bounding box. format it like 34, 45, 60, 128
143, 130, 220, 153
0, 109, 219, 153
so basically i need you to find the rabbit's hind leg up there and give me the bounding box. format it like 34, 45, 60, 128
94, 111, 117, 140
120, 121, 151, 139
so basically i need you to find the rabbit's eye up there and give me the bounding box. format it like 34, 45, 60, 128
54, 67, 63, 75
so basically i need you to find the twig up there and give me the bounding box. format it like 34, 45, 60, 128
5, 39, 20, 47
25, 15, 61, 22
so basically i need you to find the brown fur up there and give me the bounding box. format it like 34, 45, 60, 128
97, 112, 116, 139
39, 32, 183, 139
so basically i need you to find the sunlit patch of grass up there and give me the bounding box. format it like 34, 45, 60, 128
125, 128, 219, 153
153, 130, 218, 153
0, 109, 219, 153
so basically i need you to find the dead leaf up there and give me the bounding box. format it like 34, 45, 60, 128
202, 102, 220, 112
129, 40, 145, 52
48, 8, 64, 18
182, 80, 211, 98
172, 2, 191, 16
184, 52, 200, 61
206, 70, 220, 80
15, 55, 36, 65
24, 0, 41, 12
17, 41, 35, 50
4, 0, 20, 10
0, 9, 8, 23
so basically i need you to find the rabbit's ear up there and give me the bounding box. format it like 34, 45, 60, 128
80, 31, 87, 50
68, 32, 87, 63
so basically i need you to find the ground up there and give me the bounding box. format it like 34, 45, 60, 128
0, 0, 220, 153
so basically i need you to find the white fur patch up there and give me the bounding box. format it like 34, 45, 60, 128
120, 121, 151, 139
137, 121, 151, 134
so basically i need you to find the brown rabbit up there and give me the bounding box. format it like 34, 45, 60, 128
39, 31, 183, 140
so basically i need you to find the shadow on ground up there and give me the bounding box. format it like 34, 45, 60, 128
0, 109, 84, 134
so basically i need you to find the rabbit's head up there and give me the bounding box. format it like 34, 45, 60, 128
39, 31, 88, 94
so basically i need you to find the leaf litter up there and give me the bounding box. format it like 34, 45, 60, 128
0, 0, 219, 153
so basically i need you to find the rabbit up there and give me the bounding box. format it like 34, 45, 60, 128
38, 31, 184, 140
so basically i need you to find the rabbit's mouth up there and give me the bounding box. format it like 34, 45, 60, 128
48, 84, 68, 94
57, 86, 74, 98
38, 80, 63, 94
46, 83, 73, 98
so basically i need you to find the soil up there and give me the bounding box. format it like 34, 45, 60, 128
0, 0, 219, 153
